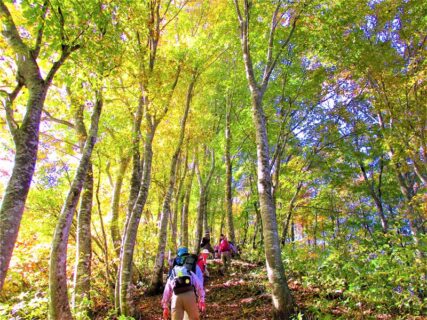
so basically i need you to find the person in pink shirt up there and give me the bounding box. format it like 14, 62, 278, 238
161, 249, 206, 320
218, 234, 231, 274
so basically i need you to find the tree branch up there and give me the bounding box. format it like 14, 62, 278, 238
42, 109, 75, 128
1, 83, 23, 138
31, 0, 49, 59
0, 1, 30, 56
161, 0, 189, 31
44, 45, 80, 86
261, 16, 298, 92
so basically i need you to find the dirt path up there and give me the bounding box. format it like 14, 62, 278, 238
137, 259, 272, 320
110, 259, 422, 319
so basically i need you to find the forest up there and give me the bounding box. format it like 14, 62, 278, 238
0, 0, 426, 319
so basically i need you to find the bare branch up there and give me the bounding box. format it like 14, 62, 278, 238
1, 83, 23, 137
42, 109, 75, 128
233, 0, 243, 24
45, 45, 80, 86
261, 16, 298, 92
57, 5, 67, 43
157, 63, 182, 121
32, 0, 49, 59
263, 1, 282, 86
161, 0, 189, 31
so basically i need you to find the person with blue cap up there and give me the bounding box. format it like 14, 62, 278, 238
162, 247, 206, 319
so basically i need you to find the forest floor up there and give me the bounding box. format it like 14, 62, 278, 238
120, 259, 425, 320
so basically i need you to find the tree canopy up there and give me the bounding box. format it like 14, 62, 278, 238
0, 0, 425, 319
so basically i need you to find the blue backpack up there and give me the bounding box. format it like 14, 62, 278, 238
170, 254, 198, 294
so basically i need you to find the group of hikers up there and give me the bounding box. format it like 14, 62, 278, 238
161, 232, 239, 320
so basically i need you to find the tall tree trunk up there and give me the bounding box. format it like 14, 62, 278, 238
72, 101, 93, 317
194, 167, 205, 254
225, 98, 236, 244
377, 112, 423, 244
233, 1, 297, 317
313, 211, 318, 247
110, 157, 130, 258
252, 202, 261, 249
0, 1, 78, 289
171, 152, 188, 249
149, 74, 195, 294
180, 157, 196, 248
116, 3, 182, 313
94, 166, 115, 300
193, 151, 215, 254
118, 57, 181, 315
118, 125, 155, 315
282, 183, 302, 245
242, 209, 249, 246
252, 95, 293, 317
203, 193, 210, 236
49, 93, 102, 320
72, 165, 93, 316
127, 100, 144, 214
359, 159, 388, 232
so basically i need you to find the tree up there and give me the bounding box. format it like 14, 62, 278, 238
193, 149, 215, 253
233, 0, 298, 317
148, 71, 196, 294
49, 91, 103, 319
225, 93, 236, 244
0, 0, 81, 290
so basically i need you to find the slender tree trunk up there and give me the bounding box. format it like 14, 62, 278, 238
291, 219, 295, 243
203, 193, 210, 236
127, 101, 144, 214
233, 1, 296, 315
252, 202, 260, 249
95, 167, 115, 300
0, 2, 77, 288
116, 4, 182, 313
118, 126, 155, 315
180, 158, 195, 248
225, 99, 236, 244
359, 162, 388, 232
377, 112, 422, 243
49, 94, 102, 320
148, 74, 194, 294
272, 153, 281, 207
242, 210, 249, 246
111, 157, 130, 258
253, 94, 294, 317
282, 183, 302, 245
0, 84, 47, 290
72, 164, 93, 315
193, 152, 215, 254
313, 211, 318, 247
194, 173, 205, 254
72, 102, 93, 316
171, 153, 188, 249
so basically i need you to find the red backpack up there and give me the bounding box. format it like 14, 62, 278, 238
197, 257, 206, 273
220, 239, 230, 252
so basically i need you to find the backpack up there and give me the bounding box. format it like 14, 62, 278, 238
197, 257, 206, 273
170, 254, 198, 294
220, 239, 230, 252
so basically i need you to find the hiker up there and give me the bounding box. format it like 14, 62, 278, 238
162, 247, 206, 320
218, 234, 231, 274
197, 249, 210, 279
200, 232, 214, 253
228, 241, 238, 258
213, 244, 219, 259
